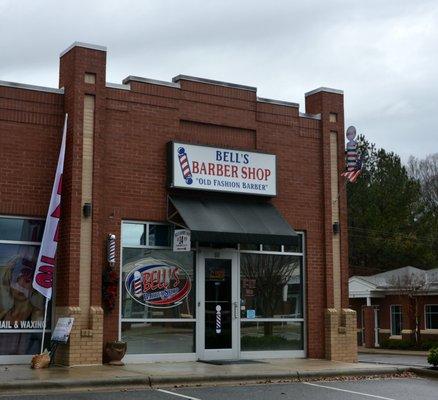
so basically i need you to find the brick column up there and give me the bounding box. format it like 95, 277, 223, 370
363, 306, 375, 348
54, 42, 107, 365
325, 309, 358, 362
306, 87, 357, 362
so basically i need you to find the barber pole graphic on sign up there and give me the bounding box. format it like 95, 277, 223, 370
177, 147, 193, 185
32, 114, 67, 299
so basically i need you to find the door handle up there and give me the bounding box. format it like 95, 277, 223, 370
233, 302, 238, 319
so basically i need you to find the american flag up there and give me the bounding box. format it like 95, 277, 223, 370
341, 158, 363, 183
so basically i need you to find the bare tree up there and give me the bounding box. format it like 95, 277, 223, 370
240, 254, 299, 335
389, 270, 430, 345
407, 153, 438, 215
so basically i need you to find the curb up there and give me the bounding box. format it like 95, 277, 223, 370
0, 376, 150, 392
0, 366, 414, 392
358, 348, 428, 356
148, 366, 412, 386
410, 367, 438, 379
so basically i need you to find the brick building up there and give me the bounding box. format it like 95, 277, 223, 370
350, 266, 438, 348
0, 42, 357, 365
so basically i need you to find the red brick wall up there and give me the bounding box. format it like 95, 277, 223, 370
0, 45, 350, 360
0, 86, 64, 217
371, 295, 438, 332
350, 295, 438, 345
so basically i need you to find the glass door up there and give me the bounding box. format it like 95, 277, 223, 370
196, 249, 239, 360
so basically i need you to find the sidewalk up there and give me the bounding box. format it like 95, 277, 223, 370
0, 358, 413, 393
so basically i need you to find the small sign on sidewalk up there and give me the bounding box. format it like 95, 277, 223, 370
51, 317, 74, 343
173, 229, 191, 252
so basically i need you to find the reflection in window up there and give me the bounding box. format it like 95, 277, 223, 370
0, 216, 49, 357
262, 244, 281, 252
122, 223, 145, 246
283, 234, 303, 253
148, 224, 171, 247
241, 321, 303, 351
122, 322, 195, 354
0, 218, 44, 242
240, 254, 302, 319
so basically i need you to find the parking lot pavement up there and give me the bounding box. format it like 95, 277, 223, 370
1, 377, 437, 400
358, 353, 429, 367
171, 378, 438, 400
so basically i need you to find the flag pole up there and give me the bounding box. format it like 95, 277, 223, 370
32, 113, 68, 356
40, 297, 50, 354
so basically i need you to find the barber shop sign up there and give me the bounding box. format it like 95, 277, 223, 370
125, 258, 191, 308
168, 142, 277, 196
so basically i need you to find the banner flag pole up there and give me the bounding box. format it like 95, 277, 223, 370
40, 297, 49, 354
32, 113, 68, 354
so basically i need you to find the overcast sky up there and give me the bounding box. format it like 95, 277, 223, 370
1, 0, 436, 160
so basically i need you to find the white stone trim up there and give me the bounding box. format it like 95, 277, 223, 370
106, 82, 131, 91
0, 80, 64, 94
257, 97, 299, 108
60, 42, 107, 57
305, 87, 343, 97
172, 74, 257, 92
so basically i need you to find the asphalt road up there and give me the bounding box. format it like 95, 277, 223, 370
1, 378, 438, 400
358, 353, 429, 367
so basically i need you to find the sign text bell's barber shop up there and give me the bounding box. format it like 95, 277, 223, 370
168, 142, 277, 196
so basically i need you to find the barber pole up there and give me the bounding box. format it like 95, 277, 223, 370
345, 126, 358, 172
107, 234, 116, 266
215, 305, 222, 334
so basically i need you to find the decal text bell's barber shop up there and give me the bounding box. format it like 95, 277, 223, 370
169, 142, 277, 196
125, 259, 191, 308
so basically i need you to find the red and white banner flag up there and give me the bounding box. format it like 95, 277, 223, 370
32, 114, 68, 299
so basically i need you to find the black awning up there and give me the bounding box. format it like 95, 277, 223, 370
168, 196, 297, 245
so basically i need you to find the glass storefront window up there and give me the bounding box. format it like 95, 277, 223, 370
121, 248, 195, 320
283, 234, 303, 253
0, 218, 44, 242
148, 224, 171, 247
122, 222, 171, 247
240, 253, 302, 319
122, 321, 195, 354
0, 217, 48, 357
241, 321, 303, 351
122, 223, 146, 246
261, 244, 281, 252
240, 243, 260, 251
121, 222, 305, 357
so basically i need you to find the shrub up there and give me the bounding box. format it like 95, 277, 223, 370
427, 348, 438, 367
380, 338, 438, 351
380, 338, 414, 350
420, 340, 438, 351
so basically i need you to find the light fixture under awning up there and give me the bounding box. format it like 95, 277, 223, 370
168, 196, 297, 245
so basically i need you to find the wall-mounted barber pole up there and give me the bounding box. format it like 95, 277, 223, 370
346, 126, 358, 171
107, 234, 116, 267
341, 126, 363, 183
